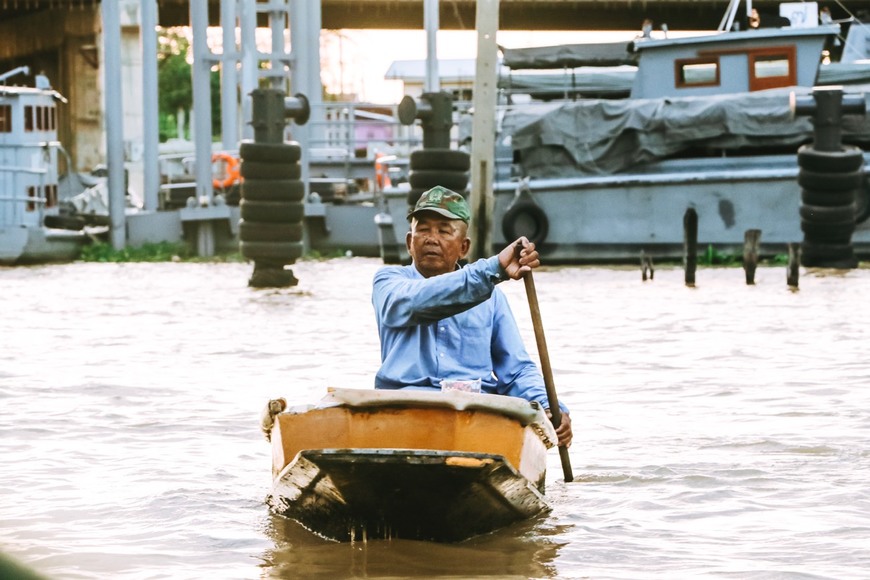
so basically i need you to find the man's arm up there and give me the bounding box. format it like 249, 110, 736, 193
373, 257, 504, 327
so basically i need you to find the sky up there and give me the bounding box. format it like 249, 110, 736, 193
318, 29, 641, 104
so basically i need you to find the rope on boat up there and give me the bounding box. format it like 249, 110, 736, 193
259, 398, 287, 441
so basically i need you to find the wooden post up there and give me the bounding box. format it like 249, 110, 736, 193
683, 208, 698, 287
640, 251, 654, 281
743, 229, 761, 285
787, 243, 801, 289
468, 0, 499, 260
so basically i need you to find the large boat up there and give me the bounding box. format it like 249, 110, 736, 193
376, 1, 870, 263
262, 387, 557, 542
0, 68, 91, 265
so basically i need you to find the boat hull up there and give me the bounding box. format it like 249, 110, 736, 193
378, 153, 870, 263
268, 448, 548, 542
266, 388, 556, 542
0, 225, 86, 265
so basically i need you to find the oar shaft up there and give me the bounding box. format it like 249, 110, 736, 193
523, 272, 574, 482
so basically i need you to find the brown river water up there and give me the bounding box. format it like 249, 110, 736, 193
1, 259, 869, 579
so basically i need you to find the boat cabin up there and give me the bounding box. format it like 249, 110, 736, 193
630, 25, 839, 99
0, 73, 65, 230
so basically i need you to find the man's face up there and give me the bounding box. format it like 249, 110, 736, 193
406, 212, 471, 278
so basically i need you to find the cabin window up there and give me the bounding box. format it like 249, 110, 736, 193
0, 104, 11, 132
675, 58, 720, 88
45, 184, 57, 208
24, 105, 33, 131
50, 106, 56, 130
748, 46, 796, 91
36, 106, 44, 130
27, 186, 37, 211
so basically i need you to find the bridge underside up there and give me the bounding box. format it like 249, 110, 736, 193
155, 0, 867, 31
1, 1, 864, 32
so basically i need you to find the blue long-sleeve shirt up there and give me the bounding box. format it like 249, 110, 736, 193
372, 255, 568, 414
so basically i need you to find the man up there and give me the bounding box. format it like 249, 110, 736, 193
371, 186, 572, 448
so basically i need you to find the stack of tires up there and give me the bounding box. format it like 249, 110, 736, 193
238, 140, 305, 287
798, 143, 864, 268
406, 148, 471, 207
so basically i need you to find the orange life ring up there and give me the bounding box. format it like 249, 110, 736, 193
212, 153, 240, 190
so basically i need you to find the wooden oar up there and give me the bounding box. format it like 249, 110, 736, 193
523, 270, 574, 483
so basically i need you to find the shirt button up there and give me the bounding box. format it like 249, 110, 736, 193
439, 353, 444, 357
439, 326, 445, 332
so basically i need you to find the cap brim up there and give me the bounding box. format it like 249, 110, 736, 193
407, 207, 466, 222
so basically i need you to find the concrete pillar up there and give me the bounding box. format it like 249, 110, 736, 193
424, 0, 440, 92
239, 0, 258, 141
220, 0, 239, 150
469, 0, 499, 260
141, 0, 160, 211
101, 0, 127, 250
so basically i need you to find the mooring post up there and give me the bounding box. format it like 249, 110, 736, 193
640, 250, 654, 281
787, 243, 801, 289
743, 229, 761, 285
683, 208, 698, 287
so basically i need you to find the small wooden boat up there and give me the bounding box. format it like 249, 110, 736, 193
262, 387, 557, 542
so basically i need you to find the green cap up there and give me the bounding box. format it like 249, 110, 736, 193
408, 186, 471, 223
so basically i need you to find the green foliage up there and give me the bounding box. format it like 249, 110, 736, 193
698, 244, 737, 266
158, 30, 193, 119
80, 241, 193, 263
157, 28, 222, 140
303, 249, 352, 260
767, 253, 790, 265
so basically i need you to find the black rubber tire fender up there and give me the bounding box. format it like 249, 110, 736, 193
44, 214, 86, 231
408, 169, 469, 192
501, 200, 549, 246
239, 220, 304, 243
239, 200, 304, 223
798, 169, 864, 192
239, 140, 302, 163
410, 148, 471, 172
855, 177, 870, 225
799, 202, 855, 224
800, 188, 855, 207
240, 241, 304, 262
800, 240, 857, 268
240, 161, 302, 180
242, 179, 305, 202
800, 219, 855, 243
797, 144, 864, 173
406, 188, 429, 207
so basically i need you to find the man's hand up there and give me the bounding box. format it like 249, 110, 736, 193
546, 409, 573, 448
498, 237, 540, 280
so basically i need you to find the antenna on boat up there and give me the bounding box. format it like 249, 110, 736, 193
719, 0, 752, 31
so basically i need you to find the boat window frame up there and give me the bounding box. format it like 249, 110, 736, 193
0, 104, 11, 133
46, 184, 57, 208
746, 46, 797, 91
674, 56, 721, 89
27, 186, 37, 211
697, 45, 797, 92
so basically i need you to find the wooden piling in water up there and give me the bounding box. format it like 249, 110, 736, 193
640, 251, 654, 281
787, 243, 800, 289
683, 208, 697, 287
743, 229, 761, 285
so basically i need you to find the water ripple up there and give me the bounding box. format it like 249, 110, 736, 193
2, 261, 870, 578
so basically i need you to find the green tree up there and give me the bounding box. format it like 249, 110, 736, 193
157, 29, 222, 141
158, 30, 192, 139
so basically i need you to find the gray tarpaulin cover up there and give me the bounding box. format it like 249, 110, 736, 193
507, 89, 870, 178
501, 42, 638, 69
